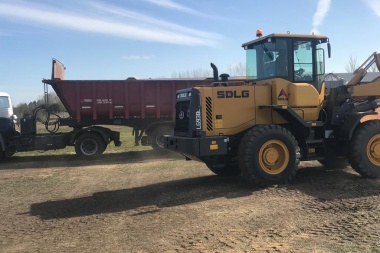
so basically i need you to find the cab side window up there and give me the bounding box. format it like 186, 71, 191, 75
293, 41, 313, 82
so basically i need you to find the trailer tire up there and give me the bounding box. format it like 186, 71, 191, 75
149, 125, 173, 151
206, 156, 241, 177
239, 125, 298, 187
75, 132, 107, 157
348, 120, 380, 178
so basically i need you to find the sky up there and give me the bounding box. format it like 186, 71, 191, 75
1, 0, 380, 105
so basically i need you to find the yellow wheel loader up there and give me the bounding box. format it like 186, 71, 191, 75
164, 31, 380, 187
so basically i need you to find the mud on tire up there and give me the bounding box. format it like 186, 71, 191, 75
348, 120, 380, 178
238, 125, 298, 187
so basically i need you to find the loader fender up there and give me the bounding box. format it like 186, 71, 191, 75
359, 107, 380, 123
338, 112, 377, 141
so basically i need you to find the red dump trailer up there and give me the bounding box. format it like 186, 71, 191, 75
0, 59, 215, 160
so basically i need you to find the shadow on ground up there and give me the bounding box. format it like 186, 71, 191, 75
29, 165, 380, 220
0, 150, 182, 170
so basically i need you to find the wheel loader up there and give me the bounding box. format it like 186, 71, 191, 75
164, 30, 380, 186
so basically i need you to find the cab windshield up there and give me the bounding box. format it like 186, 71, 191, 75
0, 96, 10, 109
246, 38, 288, 80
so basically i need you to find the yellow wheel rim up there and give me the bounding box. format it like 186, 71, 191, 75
259, 140, 289, 175
367, 134, 380, 166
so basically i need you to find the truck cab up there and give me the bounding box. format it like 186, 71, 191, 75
0, 92, 14, 119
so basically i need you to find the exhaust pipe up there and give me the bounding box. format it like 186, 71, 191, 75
210, 63, 218, 82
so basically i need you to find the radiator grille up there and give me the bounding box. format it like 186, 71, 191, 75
206, 97, 213, 131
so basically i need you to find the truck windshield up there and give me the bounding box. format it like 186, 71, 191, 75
246, 38, 288, 80
0, 96, 10, 109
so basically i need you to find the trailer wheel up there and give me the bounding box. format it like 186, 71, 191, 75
149, 125, 173, 151
348, 120, 380, 178
75, 132, 107, 157
239, 125, 298, 187
206, 156, 241, 177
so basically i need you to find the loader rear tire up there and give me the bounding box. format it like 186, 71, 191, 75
239, 125, 298, 187
206, 156, 241, 177
75, 132, 107, 158
348, 120, 380, 178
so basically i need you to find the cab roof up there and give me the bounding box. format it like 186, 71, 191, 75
0, 92, 10, 97
242, 33, 329, 48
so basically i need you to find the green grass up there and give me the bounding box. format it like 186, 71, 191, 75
13, 124, 151, 158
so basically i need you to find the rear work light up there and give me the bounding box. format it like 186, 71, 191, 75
194, 131, 205, 138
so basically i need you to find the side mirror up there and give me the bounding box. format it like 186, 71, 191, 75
10, 114, 18, 124
327, 42, 331, 58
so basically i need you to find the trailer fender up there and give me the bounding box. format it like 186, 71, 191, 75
70, 126, 115, 145
338, 112, 377, 141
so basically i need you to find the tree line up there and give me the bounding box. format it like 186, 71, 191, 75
13, 92, 66, 119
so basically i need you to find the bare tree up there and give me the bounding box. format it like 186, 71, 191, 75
345, 55, 357, 73
171, 68, 211, 78
227, 62, 246, 76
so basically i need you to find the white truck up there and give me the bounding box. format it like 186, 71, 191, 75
0, 92, 18, 159
0, 92, 15, 119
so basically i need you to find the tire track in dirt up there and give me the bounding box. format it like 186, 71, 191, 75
163, 178, 380, 252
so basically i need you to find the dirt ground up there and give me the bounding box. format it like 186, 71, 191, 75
0, 150, 380, 253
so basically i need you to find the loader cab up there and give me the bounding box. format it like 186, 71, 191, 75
242, 33, 330, 92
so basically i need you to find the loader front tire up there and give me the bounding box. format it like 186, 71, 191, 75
348, 120, 380, 178
239, 125, 298, 187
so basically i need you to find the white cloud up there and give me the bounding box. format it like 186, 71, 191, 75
143, 0, 207, 17
122, 55, 156, 60
0, 1, 221, 46
90, 2, 220, 40
365, 0, 380, 17
311, 0, 331, 34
